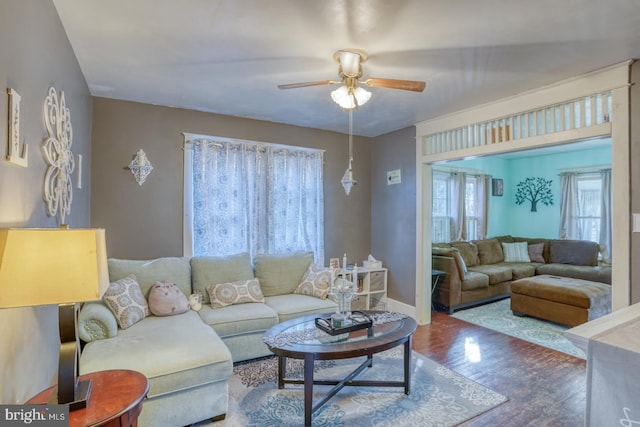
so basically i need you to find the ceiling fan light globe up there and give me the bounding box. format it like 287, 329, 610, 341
338, 50, 361, 77
353, 87, 371, 107
331, 85, 371, 110
331, 85, 355, 109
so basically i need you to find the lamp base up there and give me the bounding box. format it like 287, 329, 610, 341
56, 303, 92, 411
49, 378, 92, 411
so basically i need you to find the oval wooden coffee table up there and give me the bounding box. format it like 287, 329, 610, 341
263, 311, 417, 427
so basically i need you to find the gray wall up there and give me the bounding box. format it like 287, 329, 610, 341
90, 98, 372, 264
371, 127, 417, 306
0, 1, 92, 403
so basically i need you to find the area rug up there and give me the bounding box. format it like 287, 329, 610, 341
202, 347, 507, 426
451, 298, 585, 359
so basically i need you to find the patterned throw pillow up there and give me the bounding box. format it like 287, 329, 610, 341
102, 274, 150, 329
148, 281, 190, 316
294, 264, 332, 299
502, 242, 531, 263
207, 278, 265, 309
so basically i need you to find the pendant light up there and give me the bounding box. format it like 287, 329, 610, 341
341, 109, 357, 195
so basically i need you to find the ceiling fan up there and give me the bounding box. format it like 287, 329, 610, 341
278, 49, 425, 110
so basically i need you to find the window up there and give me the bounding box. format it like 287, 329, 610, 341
183, 135, 325, 264
432, 170, 487, 242
465, 176, 479, 241
432, 172, 451, 243
559, 168, 611, 263
576, 174, 602, 243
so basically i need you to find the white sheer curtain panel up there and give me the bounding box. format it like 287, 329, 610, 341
476, 174, 491, 240
188, 138, 324, 264
450, 172, 467, 241
559, 172, 581, 239
599, 169, 612, 263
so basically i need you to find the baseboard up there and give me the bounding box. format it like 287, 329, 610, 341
386, 298, 416, 319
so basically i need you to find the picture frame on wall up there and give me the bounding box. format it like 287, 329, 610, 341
492, 178, 503, 196
329, 258, 340, 269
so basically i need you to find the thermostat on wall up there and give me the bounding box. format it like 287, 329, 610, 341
387, 169, 401, 185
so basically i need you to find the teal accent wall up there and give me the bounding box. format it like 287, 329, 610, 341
442, 143, 611, 240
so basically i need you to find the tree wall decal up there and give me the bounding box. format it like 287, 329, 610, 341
515, 177, 553, 212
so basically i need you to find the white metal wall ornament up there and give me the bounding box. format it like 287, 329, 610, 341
128, 149, 153, 185
6, 88, 28, 167
43, 86, 75, 225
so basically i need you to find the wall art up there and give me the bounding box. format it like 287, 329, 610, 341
128, 149, 154, 185
492, 178, 503, 196
6, 88, 28, 167
515, 177, 553, 212
43, 86, 75, 225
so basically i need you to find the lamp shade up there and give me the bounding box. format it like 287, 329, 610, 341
0, 228, 109, 308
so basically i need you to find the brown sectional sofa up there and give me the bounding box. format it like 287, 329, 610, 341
432, 235, 611, 314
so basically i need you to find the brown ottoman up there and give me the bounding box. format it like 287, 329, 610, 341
510, 275, 611, 327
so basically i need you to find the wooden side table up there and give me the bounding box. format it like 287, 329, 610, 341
27, 369, 149, 427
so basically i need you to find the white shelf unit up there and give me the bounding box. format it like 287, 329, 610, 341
338, 267, 388, 311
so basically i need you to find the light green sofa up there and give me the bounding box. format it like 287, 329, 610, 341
78, 252, 337, 427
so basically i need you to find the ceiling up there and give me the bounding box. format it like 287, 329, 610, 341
52, 0, 640, 137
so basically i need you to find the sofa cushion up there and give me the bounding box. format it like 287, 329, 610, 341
432, 247, 467, 278
494, 262, 538, 280
207, 278, 265, 308
108, 257, 192, 298
528, 242, 546, 263
468, 264, 512, 285
102, 274, 149, 329
294, 264, 332, 299
148, 281, 190, 316
191, 253, 254, 304
536, 263, 612, 285
473, 238, 504, 265
254, 252, 314, 297
198, 303, 279, 337
80, 310, 233, 399
494, 235, 515, 243
265, 294, 338, 322
549, 240, 598, 266
502, 242, 531, 262
460, 271, 489, 291
450, 242, 480, 267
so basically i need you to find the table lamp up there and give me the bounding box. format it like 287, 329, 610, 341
0, 228, 109, 410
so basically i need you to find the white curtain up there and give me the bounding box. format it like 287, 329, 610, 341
188, 138, 324, 264
559, 172, 581, 239
476, 174, 491, 239
599, 169, 612, 263
450, 172, 466, 241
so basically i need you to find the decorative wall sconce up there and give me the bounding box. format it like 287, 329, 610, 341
6, 88, 28, 167
43, 87, 75, 225
128, 149, 153, 185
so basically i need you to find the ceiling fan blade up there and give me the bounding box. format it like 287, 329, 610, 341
363, 78, 426, 92
278, 80, 338, 89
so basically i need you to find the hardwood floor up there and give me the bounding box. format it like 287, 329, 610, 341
413, 311, 587, 427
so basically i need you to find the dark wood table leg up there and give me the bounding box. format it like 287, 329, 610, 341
404, 337, 412, 395
304, 352, 315, 427
278, 355, 285, 389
